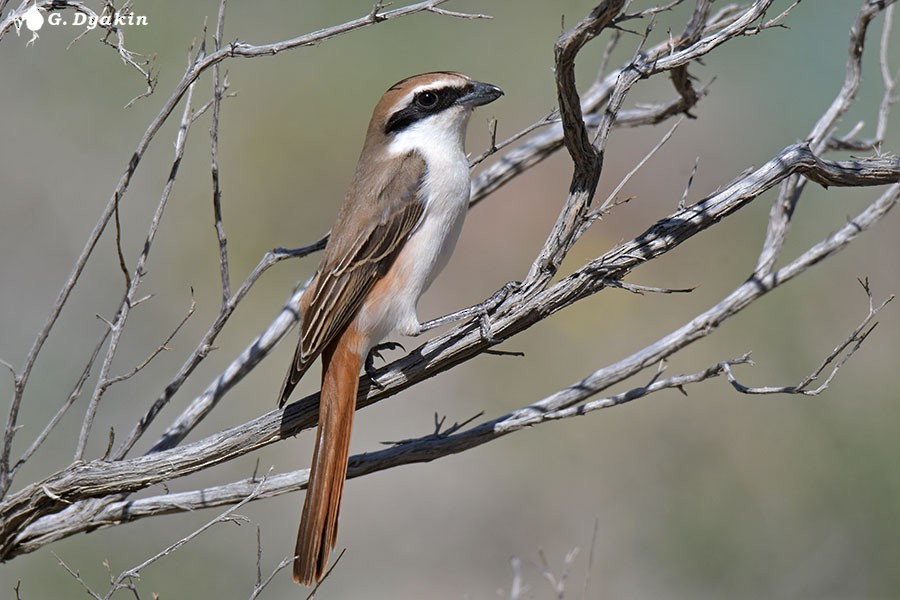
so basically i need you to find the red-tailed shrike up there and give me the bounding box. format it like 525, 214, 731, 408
278, 72, 503, 586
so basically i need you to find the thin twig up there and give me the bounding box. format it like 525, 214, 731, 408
304, 548, 347, 600
113, 190, 130, 292
120, 243, 322, 458
756, 0, 893, 276
679, 155, 700, 209
582, 518, 600, 600
105, 297, 196, 386
248, 555, 293, 600
53, 551, 103, 600
509, 556, 525, 600
210, 0, 231, 305
597, 116, 684, 214
12, 330, 109, 477
101, 473, 268, 600
469, 4, 748, 209
469, 111, 559, 168
876, 3, 897, 144
724, 280, 894, 396
74, 81, 200, 462
0, 0, 462, 499
608, 280, 696, 295
426, 6, 492, 19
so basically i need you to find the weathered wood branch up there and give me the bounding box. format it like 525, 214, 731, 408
3, 145, 896, 561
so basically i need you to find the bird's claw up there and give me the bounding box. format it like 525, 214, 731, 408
364, 341, 406, 389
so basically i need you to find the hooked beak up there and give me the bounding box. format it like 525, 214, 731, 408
458, 80, 504, 108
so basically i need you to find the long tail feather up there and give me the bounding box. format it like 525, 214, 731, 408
293, 326, 361, 585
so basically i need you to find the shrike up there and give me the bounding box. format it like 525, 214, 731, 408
278, 72, 503, 586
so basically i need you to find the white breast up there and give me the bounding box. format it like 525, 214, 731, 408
357, 107, 473, 343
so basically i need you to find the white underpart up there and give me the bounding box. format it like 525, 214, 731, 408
357, 104, 474, 345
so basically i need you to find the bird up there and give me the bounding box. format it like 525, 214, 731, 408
278, 72, 503, 586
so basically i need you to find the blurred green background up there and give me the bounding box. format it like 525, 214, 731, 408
2, 1, 899, 598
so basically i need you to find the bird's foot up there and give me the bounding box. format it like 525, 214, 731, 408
364, 341, 406, 389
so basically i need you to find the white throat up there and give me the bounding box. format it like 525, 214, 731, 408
360, 107, 474, 340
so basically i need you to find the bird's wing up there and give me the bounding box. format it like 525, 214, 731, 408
278, 151, 426, 406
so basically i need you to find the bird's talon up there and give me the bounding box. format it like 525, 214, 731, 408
364, 341, 406, 388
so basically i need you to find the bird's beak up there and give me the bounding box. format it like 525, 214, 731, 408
458, 81, 504, 107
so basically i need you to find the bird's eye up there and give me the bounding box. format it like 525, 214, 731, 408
415, 91, 439, 108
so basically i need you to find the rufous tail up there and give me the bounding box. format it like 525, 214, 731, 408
293, 326, 361, 586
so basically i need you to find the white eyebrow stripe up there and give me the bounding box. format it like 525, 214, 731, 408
395, 77, 465, 111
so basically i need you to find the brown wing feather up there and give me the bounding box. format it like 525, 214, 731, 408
278, 151, 426, 406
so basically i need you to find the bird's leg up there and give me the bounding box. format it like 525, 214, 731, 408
364, 341, 406, 389
417, 281, 519, 343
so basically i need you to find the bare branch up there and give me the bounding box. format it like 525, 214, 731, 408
210, 0, 231, 305
0, 0, 464, 499
105, 296, 196, 387
597, 116, 683, 215
679, 155, 700, 209
1, 1, 157, 104
759, 0, 802, 30
468, 111, 559, 170
112, 188, 130, 292
582, 518, 600, 599
12, 331, 109, 478
509, 556, 525, 600
0, 353, 749, 552
876, 3, 897, 143
521, 0, 624, 293
540, 546, 579, 599
248, 553, 293, 600
426, 6, 492, 20
13, 146, 900, 551
469, 3, 750, 208
114, 236, 325, 460
53, 551, 103, 600
621, 0, 687, 20
756, 0, 897, 277
99, 474, 267, 599
723, 281, 894, 396
23, 201, 900, 537
304, 548, 347, 599
74, 80, 200, 462
607, 280, 695, 296
3, 145, 897, 565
